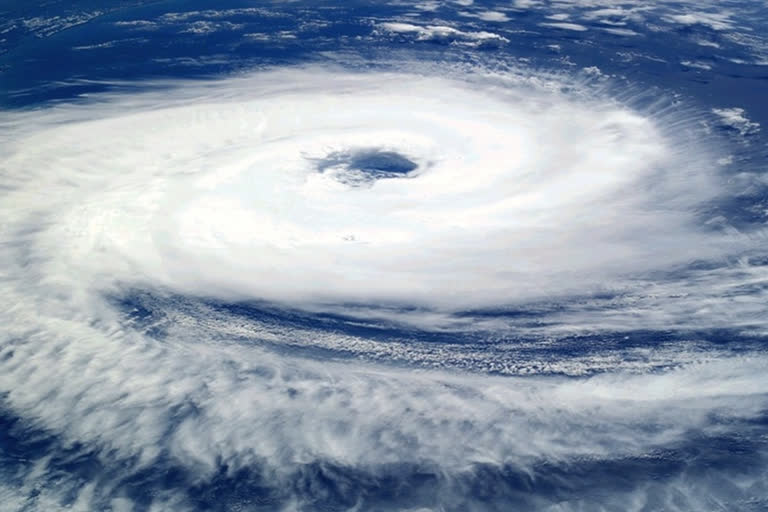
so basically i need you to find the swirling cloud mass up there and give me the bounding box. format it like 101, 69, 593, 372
1, 1, 767, 511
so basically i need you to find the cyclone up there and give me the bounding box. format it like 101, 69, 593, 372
1, 2, 768, 511
0, 67, 732, 313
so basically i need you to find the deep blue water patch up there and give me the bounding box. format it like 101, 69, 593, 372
312, 148, 419, 186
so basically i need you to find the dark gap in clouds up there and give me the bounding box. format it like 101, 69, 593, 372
104, 290, 768, 379
311, 148, 419, 187
108, 289, 469, 343
109, 289, 768, 350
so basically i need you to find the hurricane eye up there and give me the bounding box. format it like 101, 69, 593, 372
313, 148, 418, 186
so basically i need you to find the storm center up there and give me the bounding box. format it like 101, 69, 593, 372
313, 148, 418, 186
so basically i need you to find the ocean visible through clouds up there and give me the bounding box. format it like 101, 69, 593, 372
1, 0, 768, 510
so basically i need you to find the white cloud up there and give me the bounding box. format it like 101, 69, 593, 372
377, 22, 509, 45
681, 60, 712, 70
603, 27, 639, 36
179, 20, 244, 34
20, 11, 104, 38
582, 65, 603, 76
512, 0, 541, 9
0, 65, 745, 324
114, 19, 157, 28
713, 107, 761, 136
459, 10, 510, 22
539, 21, 588, 31
695, 39, 720, 48
665, 12, 734, 31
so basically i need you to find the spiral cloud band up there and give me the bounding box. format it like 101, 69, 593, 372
3, 68, 729, 308
2, 63, 767, 510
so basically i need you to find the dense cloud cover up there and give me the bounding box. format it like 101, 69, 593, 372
1, 1, 768, 511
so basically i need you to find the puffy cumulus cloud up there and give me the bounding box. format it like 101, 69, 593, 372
179, 21, 245, 35
664, 11, 735, 31
1, 63, 767, 510
477, 0, 754, 48
376, 22, 509, 46
458, 10, 510, 22
713, 107, 761, 136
